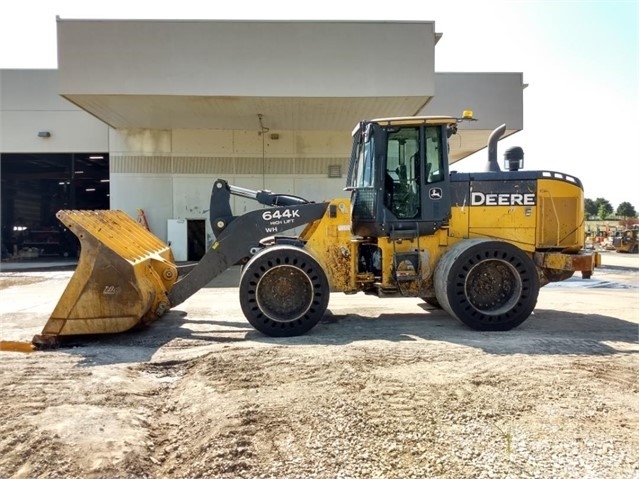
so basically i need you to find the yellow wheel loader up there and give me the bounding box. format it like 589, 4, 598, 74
31, 115, 601, 347
612, 226, 639, 254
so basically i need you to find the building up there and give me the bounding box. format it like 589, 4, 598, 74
1, 19, 524, 260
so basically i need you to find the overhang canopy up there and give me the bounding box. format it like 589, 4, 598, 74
65, 95, 433, 131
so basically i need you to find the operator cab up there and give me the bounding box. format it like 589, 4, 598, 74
347, 117, 456, 238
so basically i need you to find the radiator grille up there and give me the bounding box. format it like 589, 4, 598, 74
538, 196, 579, 247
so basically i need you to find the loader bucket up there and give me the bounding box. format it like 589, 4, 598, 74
33, 210, 178, 347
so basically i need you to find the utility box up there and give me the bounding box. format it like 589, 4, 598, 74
167, 219, 187, 261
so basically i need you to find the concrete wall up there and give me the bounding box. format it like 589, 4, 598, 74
0, 70, 109, 152
108, 127, 352, 241
110, 174, 348, 246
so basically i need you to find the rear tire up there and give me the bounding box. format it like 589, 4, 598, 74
434, 240, 539, 331
239, 245, 329, 337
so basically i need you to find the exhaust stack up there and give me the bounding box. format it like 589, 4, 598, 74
486, 123, 507, 172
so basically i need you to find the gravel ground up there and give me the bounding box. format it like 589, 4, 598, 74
0, 251, 637, 479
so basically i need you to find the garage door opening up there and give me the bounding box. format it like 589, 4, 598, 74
187, 219, 207, 261
1, 152, 109, 259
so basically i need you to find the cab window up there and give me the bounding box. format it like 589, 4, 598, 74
352, 129, 375, 188
424, 125, 445, 183
385, 127, 420, 219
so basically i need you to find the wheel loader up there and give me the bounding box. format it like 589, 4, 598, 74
612, 226, 639, 254
31, 115, 601, 347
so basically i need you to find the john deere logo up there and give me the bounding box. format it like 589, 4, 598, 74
471, 192, 536, 206
429, 188, 443, 200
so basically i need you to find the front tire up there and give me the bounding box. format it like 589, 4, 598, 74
434, 240, 539, 331
239, 245, 329, 337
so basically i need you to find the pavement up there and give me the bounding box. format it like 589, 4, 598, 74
0, 255, 242, 288
0, 257, 211, 274
0, 249, 636, 353
0, 258, 78, 273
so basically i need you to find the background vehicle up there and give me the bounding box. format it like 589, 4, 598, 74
612, 226, 639, 253
32, 115, 600, 347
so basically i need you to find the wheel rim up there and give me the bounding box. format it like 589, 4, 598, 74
256, 265, 314, 322
464, 259, 522, 315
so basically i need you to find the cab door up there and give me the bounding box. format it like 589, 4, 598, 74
383, 124, 451, 236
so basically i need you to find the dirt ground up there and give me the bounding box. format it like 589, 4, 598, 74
0, 251, 638, 479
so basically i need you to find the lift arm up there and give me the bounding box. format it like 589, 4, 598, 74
167, 179, 329, 307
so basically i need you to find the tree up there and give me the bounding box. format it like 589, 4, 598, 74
595, 198, 613, 220
616, 202, 637, 219
584, 198, 598, 218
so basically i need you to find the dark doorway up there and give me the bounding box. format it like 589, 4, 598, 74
187, 219, 206, 261
1, 152, 109, 258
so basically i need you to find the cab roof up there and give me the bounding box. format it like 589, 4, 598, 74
352, 115, 458, 136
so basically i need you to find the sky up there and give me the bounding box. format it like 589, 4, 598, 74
1, 0, 637, 209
